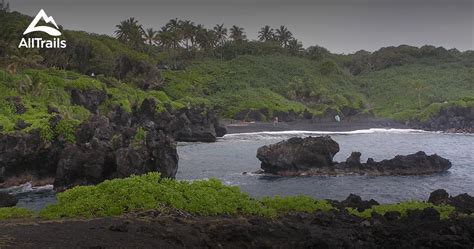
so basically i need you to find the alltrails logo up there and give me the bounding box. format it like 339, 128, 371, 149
18, 9, 66, 48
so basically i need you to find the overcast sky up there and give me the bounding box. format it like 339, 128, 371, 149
10, 0, 474, 54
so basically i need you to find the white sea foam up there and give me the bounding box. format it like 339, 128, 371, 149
1, 182, 54, 195
224, 128, 434, 137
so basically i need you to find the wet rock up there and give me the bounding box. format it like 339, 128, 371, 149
0, 192, 18, 207
257, 136, 340, 174
70, 89, 106, 113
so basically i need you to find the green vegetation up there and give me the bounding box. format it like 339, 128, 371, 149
0, 207, 34, 219
347, 201, 455, 220
1, 8, 473, 124
32, 173, 459, 221
39, 173, 334, 219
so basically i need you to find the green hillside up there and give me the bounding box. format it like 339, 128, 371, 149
0, 8, 473, 129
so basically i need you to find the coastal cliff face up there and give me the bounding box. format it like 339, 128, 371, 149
257, 136, 452, 176
415, 105, 474, 133
0, 96, 226, 190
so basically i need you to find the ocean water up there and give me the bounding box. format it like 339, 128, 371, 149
177, 129, 474, 203
5, 129, 474, 210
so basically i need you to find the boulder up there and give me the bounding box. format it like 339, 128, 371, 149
0, 192, 18, 207
256, 136, 340, 174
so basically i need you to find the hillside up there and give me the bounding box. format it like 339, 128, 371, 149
0, 9, 473, 131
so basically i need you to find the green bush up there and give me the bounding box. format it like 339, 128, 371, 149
347, 200, 454, 220
0, 207, 34, 220
261, 195, 334, 213
39, 173, 336, 219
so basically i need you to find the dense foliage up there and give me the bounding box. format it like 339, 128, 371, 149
0, 7, 473, 128
39, 173, 334, 219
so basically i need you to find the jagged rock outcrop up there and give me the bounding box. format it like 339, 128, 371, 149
256, 136, 451, 176
134, 98, 226, 142
54, 112, 179, 190
0, 95, 225, 190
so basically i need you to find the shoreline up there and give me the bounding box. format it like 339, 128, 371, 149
223, 118, 410, 134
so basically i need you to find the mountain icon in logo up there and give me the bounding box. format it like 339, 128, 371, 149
23, 9, 61, 36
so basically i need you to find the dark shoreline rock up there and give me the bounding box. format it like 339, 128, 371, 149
1, 190, 473, 248
412, 105, 474, 133
0, 192, 18, 207
0, 97, 226, 191
256, 136, 451, 176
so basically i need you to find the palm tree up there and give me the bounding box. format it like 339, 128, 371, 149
258, 25, 274, 41
213, 24, 227, 45
275, 25, 293, 47
115, 17, 145, 49
180, 20, 195, 51
229, 25, 246, 43
213, 24, 227, 59
287, 39, 304, 56
143, 28, 157, 45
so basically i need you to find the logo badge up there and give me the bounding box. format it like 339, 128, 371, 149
18, 9, 66, 48
24, 9, 61, 36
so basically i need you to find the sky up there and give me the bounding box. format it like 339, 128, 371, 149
10, 0, 474, 54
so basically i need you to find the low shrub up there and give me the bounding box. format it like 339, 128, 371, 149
347, 200, 455, 219
39, 173, 336, 219
0, 207, 34, 220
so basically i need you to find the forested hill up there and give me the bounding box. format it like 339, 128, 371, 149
0, 7, 473, 135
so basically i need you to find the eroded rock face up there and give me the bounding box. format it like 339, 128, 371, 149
257, 136, 340, 174
415, 105, 474, 133
134, 99, 226, 142
0, 96, 226, 190
0, 130, 57, 185
257, 136, 451, 176
54, 113, 179, 190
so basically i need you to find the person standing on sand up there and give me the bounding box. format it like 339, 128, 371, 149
273, 116, 279, 126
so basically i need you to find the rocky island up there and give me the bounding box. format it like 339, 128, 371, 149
256, 136, 452, 176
